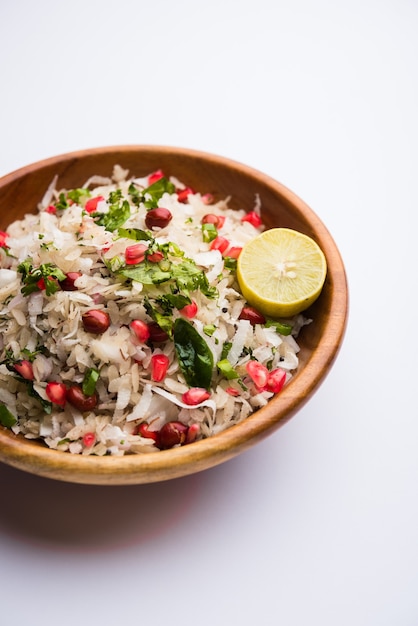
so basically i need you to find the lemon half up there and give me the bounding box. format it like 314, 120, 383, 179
237, 228, 327, 318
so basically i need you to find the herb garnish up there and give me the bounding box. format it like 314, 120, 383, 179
17, 260, 66, 296
1, 350, 53, 413
173, 318, 214, 389
117, 227, 153, 242
94, 189, 131, 231
118, 253, 217, 300
128, 177, 175, 209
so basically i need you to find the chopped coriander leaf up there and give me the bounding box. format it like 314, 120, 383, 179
67, 188, 91, 204
220, 342, 233, 360
170, 258, 217, 298
103, 255, 125, 273
127, 183, 142, 206
156, 293, 191, 313
21, 346, 48, 361
120, 262, 172, 285
117, 252, 217, 300
94, 190, 131, 231
6, 374, 53, 413
159, 241, 184, 258
144, 299, 174, 337
129, 177, 176, 209
40, 242, 56, 251
17, 260, 66, 296
118, 227, 153, 242
55, 192, 69, 211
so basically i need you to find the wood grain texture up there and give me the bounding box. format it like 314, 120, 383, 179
0, 146, 349, 484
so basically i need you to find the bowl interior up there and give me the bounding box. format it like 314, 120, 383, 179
0, 146, 348, 484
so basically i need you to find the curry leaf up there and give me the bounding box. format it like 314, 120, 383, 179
173, 318, 213, 389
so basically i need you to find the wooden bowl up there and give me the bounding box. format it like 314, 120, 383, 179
0, 146, 348, 485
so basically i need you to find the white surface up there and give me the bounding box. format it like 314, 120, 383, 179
1, 1, 417, 624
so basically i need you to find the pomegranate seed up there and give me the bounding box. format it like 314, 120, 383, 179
145, 208, 173, 229
241, 211, 262, 228
59, 272, 82, 291
186, 423, 200, 444
130, 319, 151, 343
46, 381, 67, 406
147, 322, 169, 343
137, 422, 159, 442
45, 205, 57, 214
239, 306, 266, 325
82, 432, 96, 447
0, 231, 8, 246
67, 385, 98, 412
158, 421, 188, 449
246, 360, 269, 389
85, 195, 105, 213
147, 250, 164, 263
179, 300, 198, 319
202, 193, 214, 205
201, 214, 225, 229
266, 368, 287, 393
177, 187, 194, 202
148, 169, 164, 185
82, 309, 110, 334
125, 243, 147, 265
151, 353, 170, 382
226, 387, 240, 397
14, 360, 34, 381
226, 246, 242, 259
201, 213, 225, 229
210, 236, 230, 254
182, 388, 211, 406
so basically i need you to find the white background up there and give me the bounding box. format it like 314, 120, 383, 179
1, 1, 417, 625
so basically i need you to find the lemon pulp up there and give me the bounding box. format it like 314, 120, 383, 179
236, 228, 327, 318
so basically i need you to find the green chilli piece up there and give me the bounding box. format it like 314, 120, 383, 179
0, 404, 17, 427
216, 359, 239, 380
82, 368, 100, 397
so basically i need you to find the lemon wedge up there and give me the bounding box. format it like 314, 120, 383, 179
237, 228, 327, 317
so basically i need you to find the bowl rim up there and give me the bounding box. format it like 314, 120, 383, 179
0, 145, 349, 484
